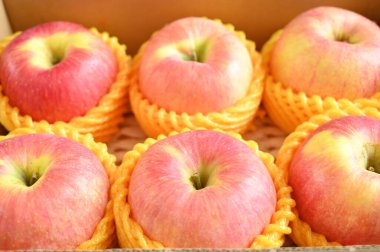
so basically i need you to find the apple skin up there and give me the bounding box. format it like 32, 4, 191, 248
0, 21, 117, 123
0, 133, 109, 249
289, 116, 380, 245
138, 17, 253, 114
128, 130, 276, 248
270, 6, 380, 99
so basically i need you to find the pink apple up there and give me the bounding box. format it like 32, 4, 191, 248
138, 17, 253, 114
0, 133, 109, 249
0, 21, 117, 123
128, 130, 276, 248
289, 116, 380, 245
270, 6, 380, 99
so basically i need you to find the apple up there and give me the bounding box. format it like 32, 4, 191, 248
0, 133, 109, 249
269, 6, 380, 100
289, 116, 380, 245
128, 130, 276, 248
0, 21, 117, 123
138, 17, 253, 114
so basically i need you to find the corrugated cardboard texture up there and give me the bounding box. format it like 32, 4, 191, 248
0, 0, 11, 38
3, 0, 380, 54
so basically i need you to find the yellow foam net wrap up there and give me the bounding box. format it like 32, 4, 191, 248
112, 128, 296, 249
0, 28, 131, 143
129, 19, 265, 138
276, 104, 380, 247
0, 122, 117, 249
262, 30, 380, 134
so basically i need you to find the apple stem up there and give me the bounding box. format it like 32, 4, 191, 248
365, 143, 380, 174
28, 171, 39, 186
190, 173, 203, 190
191, 50, 198, 62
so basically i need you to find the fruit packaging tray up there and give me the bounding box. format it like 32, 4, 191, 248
107, 112, 286, 165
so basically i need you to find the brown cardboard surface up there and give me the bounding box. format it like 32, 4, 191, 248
0, 0, 11, 38
2, 0, 380, 54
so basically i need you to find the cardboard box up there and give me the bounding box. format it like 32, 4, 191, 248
0, 1, 379, 251
2, 0, 380, 54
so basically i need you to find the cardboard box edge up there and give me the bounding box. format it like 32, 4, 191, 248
0, 0, 11, 38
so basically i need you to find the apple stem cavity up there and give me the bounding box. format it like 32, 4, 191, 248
48, 42, 67, 66
51, 55, 63, 65
334, 31, 358, 44
20, 156, 51, 187
181, 40, 210, 63
365, 143, 380, 174
50, 49, 65, 66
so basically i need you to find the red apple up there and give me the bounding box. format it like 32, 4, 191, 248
128, 130, 276, 248
0, 21, 117, 123
289, 116, 380, 245
0, 133, 109, 249
270, 6, 380, 99
138, 17, 253, 114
